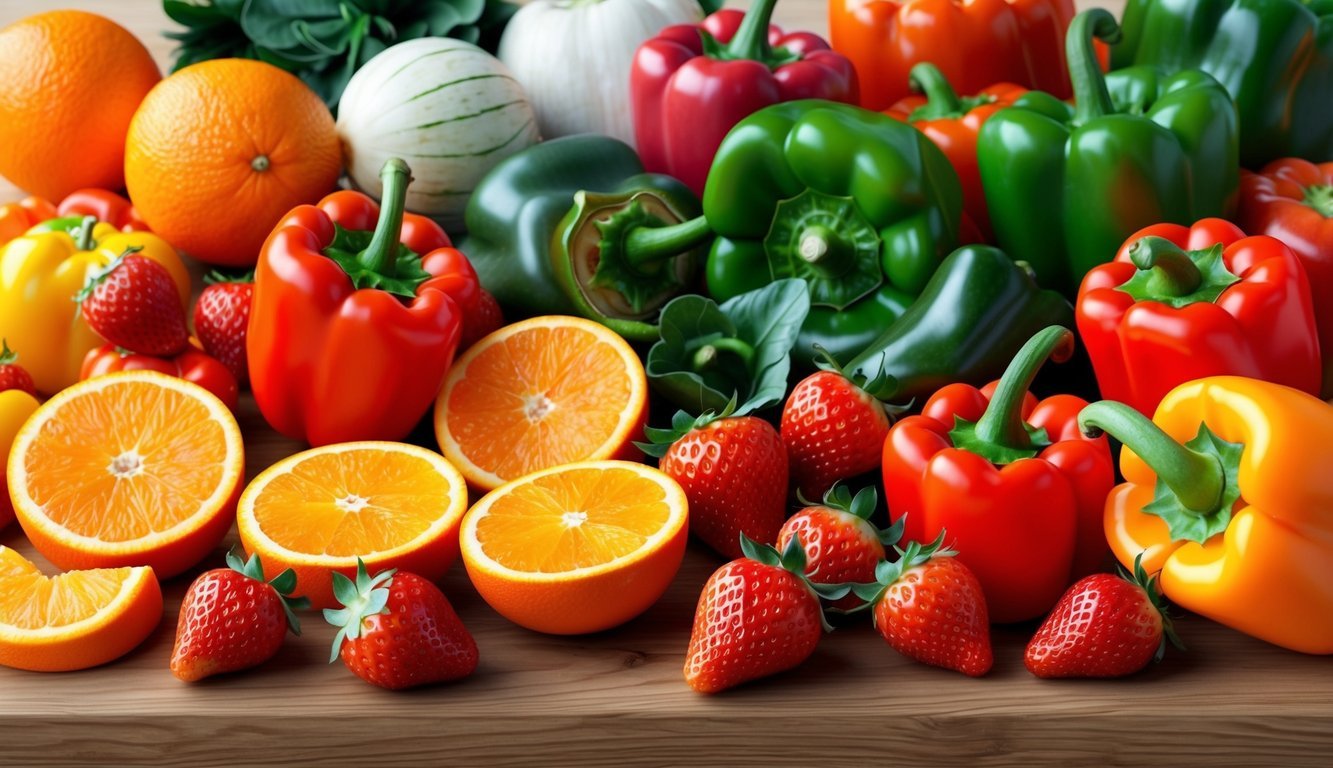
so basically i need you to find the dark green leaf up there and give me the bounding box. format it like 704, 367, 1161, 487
723, 279, 810, 414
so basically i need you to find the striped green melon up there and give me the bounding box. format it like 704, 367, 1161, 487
336, 38, 540, 230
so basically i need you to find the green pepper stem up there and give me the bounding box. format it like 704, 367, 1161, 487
1128, 237, 1206, 296
725, 0, 779, 63
692, 337, 756, 371
623, 215, 713, 268
973, 326, 1073, 449
909, 63, 963, 117
74, 215, 98, 251
1069, 9, 1122, 125
359, 158, 412, 277
1078, 401, 1224, 515
797, 224, 854, 278
0, 338, 16, 366
1304, 184, 1333, 218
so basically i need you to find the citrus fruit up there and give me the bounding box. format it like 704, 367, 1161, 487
0, 546, 162, 672
0, 11, 159, 200
434, 316, 648, 491
461, 460, 688, 635
124, 58, 341, 267
237, 441, 469, 610
0, 389, 40, 529
7, 371, 244, 579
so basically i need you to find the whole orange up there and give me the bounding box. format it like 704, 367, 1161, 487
0, 11, 159, 200
125, 59, 341, 267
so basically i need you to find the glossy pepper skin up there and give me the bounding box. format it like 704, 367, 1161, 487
1238, 160, 1333, 396
702, 99, 962, 364
0, 189, 145, 247
0, 197, 57, 245
81, 342, 239, 412
1113, 0, 1333, 168
883, 327, 1114, 623
462, 135, 705, 342
249, 159, 470, 447
632, 1, 858, 196
0, 216, 189, 395
1077, 219, 1321, 417
885, 64, 1027, 241
978, 9, 1239, 296
829, 0, 1080, 111
1080, 380, 1333, 654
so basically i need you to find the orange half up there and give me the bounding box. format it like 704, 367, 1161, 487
237, 441, 469, 609
461, 460, 688, 635
7, 371, 244, 578
434, 315, 648, 491
0, 546, 162, 671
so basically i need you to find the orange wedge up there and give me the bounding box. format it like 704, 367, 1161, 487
434, 315, 648, 492
7, 371, 243, 579
461, 460, 688, 635
237, 441, 469, 609
0, 546, 162, 671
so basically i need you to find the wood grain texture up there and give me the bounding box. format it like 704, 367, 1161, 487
0, 0, 1328, 766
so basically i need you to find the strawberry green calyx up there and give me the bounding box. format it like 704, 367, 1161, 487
0, 339, 17, 367
74, 246, 145, 303
849, 530, 955, 608
739, 533, 850, 631
224, 547, 311, 635
323, 558, 396, 663
204, 269, 255, 285
1123, 553, 1185, 661
798, 484, 905, 547
812, 344, 909, 415
636, 395, 740, 458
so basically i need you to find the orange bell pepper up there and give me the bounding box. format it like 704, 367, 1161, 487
1079, 377, 1333, 654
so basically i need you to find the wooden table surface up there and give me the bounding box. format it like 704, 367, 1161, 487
5, 0, 1332, 766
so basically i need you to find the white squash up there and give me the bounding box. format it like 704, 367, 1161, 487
336, 38, 541, 229
498, 0, 702, 145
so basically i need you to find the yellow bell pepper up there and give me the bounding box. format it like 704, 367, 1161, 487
0, 216, 189, 395
0, 389, 39, 529
1079, 377, 1333, 655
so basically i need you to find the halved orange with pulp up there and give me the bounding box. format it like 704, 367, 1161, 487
0, 546, 162, 671
461, 460, 688, 635
7, 371, 244, 579
237, 441, 469, 609
434, 315, 648, 491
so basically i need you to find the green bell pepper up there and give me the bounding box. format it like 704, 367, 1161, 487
842, 245, 1074, 403
461, 135, 709, 341
978, 9, 1239, 296
1114, 0, 1333, 168
701, 99, 963, 364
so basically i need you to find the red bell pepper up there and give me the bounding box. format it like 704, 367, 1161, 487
631, 0, 858, 196
0, 196, 57, 245
884, 64, 1026, 241
882, 326, 1114, 623
1238, 159, 1333, 396
56, 189, 149, 233
248, 158, 477, 446
81, 341, 238, 412
1076, 217, 1321, 416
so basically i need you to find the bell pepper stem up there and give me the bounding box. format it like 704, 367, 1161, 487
1304, 184, 1333, 218
623, 215, 713, 268
1069, 9, 1122, 125
725, 0, 779, 63
973, 326, 1073, 449
909, 63, 963, 116
358, 158, 412, 277
74, 215, 98, 252
797, 224, 854, 278
0, 338, 15, 366
1128, 236, 1205, 296
692, 337, 756, 372
1078, 401, 1225, 514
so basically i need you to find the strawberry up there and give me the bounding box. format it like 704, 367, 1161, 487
778, 484, 902, 610
781, 370, 892, 500
459, 288, 504, 350
854, 534, 993, 676
0, 340, 35, 395
640, 402, 788, 560
684, 535, 846, 693
324, 559, 478, 690
170, 549, 310, 682
193, 271, 253, 385
1025, 555, 1182, 679
78, 247, 189, 357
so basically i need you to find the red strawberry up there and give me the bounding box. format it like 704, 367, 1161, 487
778, 484, 902, 610
781, 370, 892, 499
684, 535, 846, 693
324, 560, 478, 690
1025, 555, 1181, 679
170, 549, 310, 682
193, 271, 253, 385
78, 247, 189, 356
855, 534, 993, 676
0, 339, 35, 395
459, 288, 503, 350
641, 404, 788, 560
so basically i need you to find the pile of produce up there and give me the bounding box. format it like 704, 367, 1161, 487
0, 0, 1330, 696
